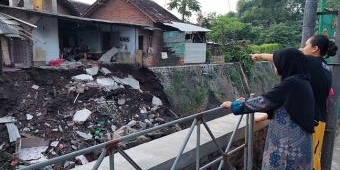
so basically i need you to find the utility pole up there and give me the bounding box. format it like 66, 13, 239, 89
301, 0, 318, 47
322, 11, 340, 170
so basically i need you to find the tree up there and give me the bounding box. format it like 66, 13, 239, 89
237, 0, 305, 26
261, 23, 301, 47
235, 0, 305, 47
167, 0, 201, 22
326, 0, 340, 10
207, 16, 253, 45
196, 12, 216, 28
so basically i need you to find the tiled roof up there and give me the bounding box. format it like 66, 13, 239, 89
59, 0, 81, 16
128, 0, 180, 23
84, 0, 180, 23
68, 0, 91, 16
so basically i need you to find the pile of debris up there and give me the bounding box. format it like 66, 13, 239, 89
0, 63, 179, 169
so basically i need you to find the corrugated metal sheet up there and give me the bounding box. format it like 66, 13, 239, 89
163, 31, 185, 43
1, 19, 20, 25
5, 34, 24, 38
0, 22, 17, 34
164, 22, 211, 32
0, 13, 25, 38
165, 42, 185, 56
163, 31, 185, 57
184, 43, 207, 63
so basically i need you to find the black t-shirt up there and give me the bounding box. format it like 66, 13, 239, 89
306, 57, 332, 122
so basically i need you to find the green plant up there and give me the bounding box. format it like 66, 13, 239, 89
227, 67, 243, 93
250, 43, 280, 53
192, 88, 206, 105
224, 41, 255, 77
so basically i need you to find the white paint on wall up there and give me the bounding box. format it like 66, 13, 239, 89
32, 17, 60, 64
93, 25, 136, 56
184, 43, 207, 64
111, 26, 136, 56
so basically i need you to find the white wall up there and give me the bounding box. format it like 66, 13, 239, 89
32, 17, 60, 64
95, 25, 136, 57
110, 26, 136, 56
184, 43, 207, 63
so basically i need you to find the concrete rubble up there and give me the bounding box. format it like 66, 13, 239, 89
0, 63, 178, 170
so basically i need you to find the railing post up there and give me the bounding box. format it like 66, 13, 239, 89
109, 151, 114, 170
238, 63, 254, 170
247, 94, 255, 170
218, 115, 244, 170
92, 148, 107, 170
171, 119, 197, 170
244, 114, 249, 169
196, 116, 202, 169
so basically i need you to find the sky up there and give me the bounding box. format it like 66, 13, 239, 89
74, 0, 238, 21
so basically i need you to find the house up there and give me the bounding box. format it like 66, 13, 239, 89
79, 0, 211, 65
0, 12, 28, 69
0, 0, 146, 67
0, 0, 210, 68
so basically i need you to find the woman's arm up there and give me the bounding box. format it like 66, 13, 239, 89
251, 53, 274, 62
221, 96, 279, 115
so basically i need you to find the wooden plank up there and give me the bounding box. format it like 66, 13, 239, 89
0, 36, 11, 65
135, 50, 143, 65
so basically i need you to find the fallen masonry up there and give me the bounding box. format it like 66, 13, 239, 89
0, 63, 180, 170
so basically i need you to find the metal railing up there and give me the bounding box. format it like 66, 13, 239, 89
19, 106, 255, 170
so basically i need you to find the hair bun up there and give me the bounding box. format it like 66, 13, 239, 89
327, 40, 338, 57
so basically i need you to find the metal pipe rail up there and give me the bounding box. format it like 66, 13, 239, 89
20, 106, 254, 170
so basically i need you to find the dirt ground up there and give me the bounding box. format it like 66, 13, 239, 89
0, 63, 178, 169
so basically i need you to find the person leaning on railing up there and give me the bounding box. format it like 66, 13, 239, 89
249, 34, 338, 170
222, 48, 315, 169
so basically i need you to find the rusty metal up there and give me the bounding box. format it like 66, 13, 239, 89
196, 114, 204, 122
105, 140, 120, 154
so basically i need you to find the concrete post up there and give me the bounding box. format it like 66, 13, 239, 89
301, 0, 318, 47
321, 11, 340, 170
52, 0, 58, 13
9, 0, 19, 7
24, 0, 33, 10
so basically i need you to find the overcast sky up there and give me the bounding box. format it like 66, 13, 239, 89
74, 0, 238, 20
